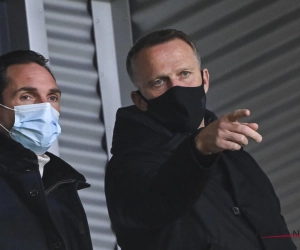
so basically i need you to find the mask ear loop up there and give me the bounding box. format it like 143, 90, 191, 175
0, 103, 15, 111
136, 90, 149, 103
0, 123, 11, 134
0, 103, 15, 136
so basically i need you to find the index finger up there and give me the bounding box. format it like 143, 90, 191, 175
227, 109, 250, 122
240, 124, 263, 143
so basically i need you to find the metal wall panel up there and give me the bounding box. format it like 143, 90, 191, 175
91, 0, 122, 159
0, 0, 29, 52
129, 0, 300, 246
0, 2, 10, 55
43, 1, 115, 249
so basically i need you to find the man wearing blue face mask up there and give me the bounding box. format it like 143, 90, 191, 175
0, 50, 93, 250
105, 29, 296, 250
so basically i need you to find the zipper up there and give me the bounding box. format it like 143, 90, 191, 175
45, 179, 76, 195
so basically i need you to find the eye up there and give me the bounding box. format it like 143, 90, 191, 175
181, 71, 190, 77
49, 95, 59, 102
20, 95, 33, 101
153, 79, 164, 86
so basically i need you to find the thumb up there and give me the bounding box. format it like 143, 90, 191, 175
227, 109, 250, 122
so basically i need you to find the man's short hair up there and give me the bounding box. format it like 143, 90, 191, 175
0, 50, 55, 103
126, 29, 201, 86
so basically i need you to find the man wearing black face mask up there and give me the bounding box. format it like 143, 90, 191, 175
105, 29, 295, 250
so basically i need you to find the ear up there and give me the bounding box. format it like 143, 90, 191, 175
131, 91, 148, 111
202, 68, 210, 93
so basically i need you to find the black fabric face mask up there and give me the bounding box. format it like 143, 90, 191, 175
137, 82, 206, 134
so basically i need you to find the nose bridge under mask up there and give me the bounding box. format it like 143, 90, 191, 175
0, 102, 61, 155
142, 85, 206, 134
13, 103, 59, 124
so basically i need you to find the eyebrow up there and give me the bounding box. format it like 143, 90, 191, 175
14, 87, 62, 96
49, 88, 62, 96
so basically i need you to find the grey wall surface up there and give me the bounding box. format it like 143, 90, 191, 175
0, 0, 29, 54
0, 2, 10, 55
129, 0, 300, 247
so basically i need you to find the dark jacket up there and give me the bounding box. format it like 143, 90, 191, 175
0, 132, 93, 250
105, 106, 296, 250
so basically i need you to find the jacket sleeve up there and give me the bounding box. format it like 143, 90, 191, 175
105, 134, 219, 229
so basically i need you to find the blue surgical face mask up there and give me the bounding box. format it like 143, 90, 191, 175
0, 102, 61, 155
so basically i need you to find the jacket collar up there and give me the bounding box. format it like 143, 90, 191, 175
0, 132, 87, 190
43, 151, 88, 190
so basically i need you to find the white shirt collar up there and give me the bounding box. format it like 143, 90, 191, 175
36, 154, 50, 177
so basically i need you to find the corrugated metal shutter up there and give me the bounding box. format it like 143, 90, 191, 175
43, 1, 115, 249
130, 0, 300, 246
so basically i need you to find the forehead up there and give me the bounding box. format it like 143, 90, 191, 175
6, 62, 57, 89
134, 39, 199, 72
134, 39, 199, 80
136, 38, 196, 61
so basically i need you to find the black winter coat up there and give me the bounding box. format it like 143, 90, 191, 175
0, 132, 93, 250
105, 106, 296, 250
